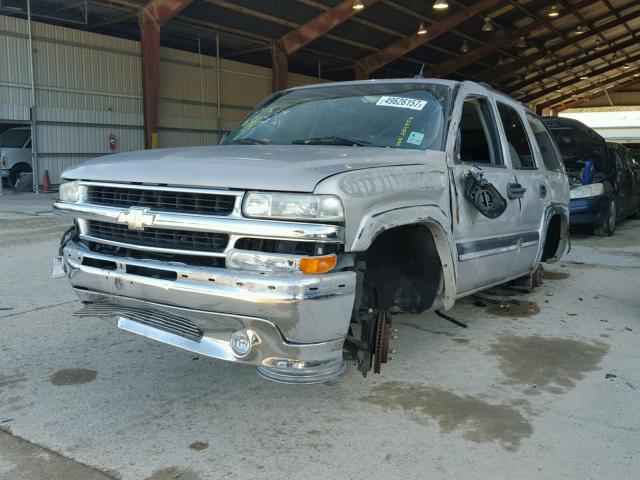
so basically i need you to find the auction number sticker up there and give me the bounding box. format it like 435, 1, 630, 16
376, 96, 427, 110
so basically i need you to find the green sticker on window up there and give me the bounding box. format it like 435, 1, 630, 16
407, 131, 424, 145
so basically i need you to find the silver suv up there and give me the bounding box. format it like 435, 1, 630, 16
53, 80, 569, 384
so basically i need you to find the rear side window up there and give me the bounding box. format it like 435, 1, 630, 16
526, 115, 563, 172
497, 103, 536, 169
458, 97, 503, 166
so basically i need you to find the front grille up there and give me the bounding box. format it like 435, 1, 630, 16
87, 241, 226, 268
87, 220, 228, 252
87, 185, 236, 216
74, 302, 203, 341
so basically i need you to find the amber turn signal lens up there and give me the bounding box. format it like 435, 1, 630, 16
299, 255, 337, 274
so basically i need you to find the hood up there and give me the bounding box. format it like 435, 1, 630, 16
61, 145, 431, 192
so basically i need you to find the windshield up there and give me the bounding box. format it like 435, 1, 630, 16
224, 83, 451, 151
0, 129, 30, 148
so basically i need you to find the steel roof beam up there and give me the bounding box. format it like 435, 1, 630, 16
520, 51, 640, 103
536, 66, 640, 109
294, 0, 487, 71
505, 36, 640, 94
279, 0, 377, 55
354, 0, 502, 79
483, 6, 640, 80
424, 21, 541, 78
421, 0, 601, 80
381, 0, 518, 66
272, 0, 377, 91
555, 74, 640, 112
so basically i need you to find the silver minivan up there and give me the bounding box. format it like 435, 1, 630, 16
0, 126, 32, 187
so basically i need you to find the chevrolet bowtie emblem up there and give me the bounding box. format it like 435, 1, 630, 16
117, 207, 156, 231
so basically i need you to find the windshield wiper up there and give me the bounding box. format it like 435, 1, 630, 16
291, 136, 370, 147
226, 137, 270, 145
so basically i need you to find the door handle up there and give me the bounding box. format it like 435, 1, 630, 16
540, 184, 548, 198
507, 183, 526, 199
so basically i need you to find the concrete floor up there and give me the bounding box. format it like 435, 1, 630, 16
1, 194, 639, 480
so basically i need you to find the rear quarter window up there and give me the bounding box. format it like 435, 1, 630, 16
496, 103, 536, 169
526, 115, 563, 172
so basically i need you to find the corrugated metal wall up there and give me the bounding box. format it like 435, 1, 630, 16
0, 15, 323, 184
0, 15, 143, 183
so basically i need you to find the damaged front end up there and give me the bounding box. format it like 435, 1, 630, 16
52, 182, 359, 384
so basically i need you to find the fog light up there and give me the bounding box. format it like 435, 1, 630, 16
230, 330, 252, 357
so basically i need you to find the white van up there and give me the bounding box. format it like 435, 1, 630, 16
0, 127, 32, 187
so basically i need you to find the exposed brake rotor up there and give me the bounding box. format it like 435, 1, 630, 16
373, 311, 391, 374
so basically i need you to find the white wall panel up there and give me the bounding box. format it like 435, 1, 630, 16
158, 130, 216, 148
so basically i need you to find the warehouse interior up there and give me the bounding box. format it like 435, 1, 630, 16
2, 3, 640, 479
0, 0, 638, 188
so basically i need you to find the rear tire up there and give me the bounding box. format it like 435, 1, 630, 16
8, 164, 32, 188
594, 198, 616, 237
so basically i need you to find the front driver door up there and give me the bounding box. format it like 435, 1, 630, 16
447, 84, 523, 295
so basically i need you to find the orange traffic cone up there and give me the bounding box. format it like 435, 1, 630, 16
42, 170, 51, 193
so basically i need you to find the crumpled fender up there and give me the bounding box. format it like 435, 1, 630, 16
314, 161, 457, 310
347, 205, 457, 310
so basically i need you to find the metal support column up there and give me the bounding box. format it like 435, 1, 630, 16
271, 41, 289, 93
139, 11, 160, 150
27, 0, 39, 192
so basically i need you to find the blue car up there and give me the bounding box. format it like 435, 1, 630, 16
543, 117, 640, 236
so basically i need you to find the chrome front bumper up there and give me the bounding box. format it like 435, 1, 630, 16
61, 241, 357, 383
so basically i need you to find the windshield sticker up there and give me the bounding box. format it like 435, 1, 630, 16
376, 96, 427, 110
407, 131, 425, 146
396, 116, 414, 147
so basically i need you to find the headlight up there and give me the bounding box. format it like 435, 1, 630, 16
242, 192, 344, 222
59, 181, 80, 202
226, 250, 337, 274
570, 183, 604, 199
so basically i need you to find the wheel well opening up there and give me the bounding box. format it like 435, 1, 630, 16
357, 224, 442, 314
10, 162, 32, 170
541, 214, 562, 262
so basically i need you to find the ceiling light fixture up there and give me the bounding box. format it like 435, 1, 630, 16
417, 22, 428, 35
623, 63, 630, 69
352, 0, 365, 10
433, 1, 449, 11
575, 25, 586, 35
548, 4, 561, 18
482, 17, 494, 32
579, 75, 589, 80
460, 41, 469, 53
516, 36, 527, 49
498, 56, 505, 66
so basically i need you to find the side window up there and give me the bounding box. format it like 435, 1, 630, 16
497, 103, 536, 169
526, 115, 563, 171
25, 138, 32, 149
458, 97, 503, 166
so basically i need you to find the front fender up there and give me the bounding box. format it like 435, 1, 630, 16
314, 161, 456, 309
351, 206, 457, 310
